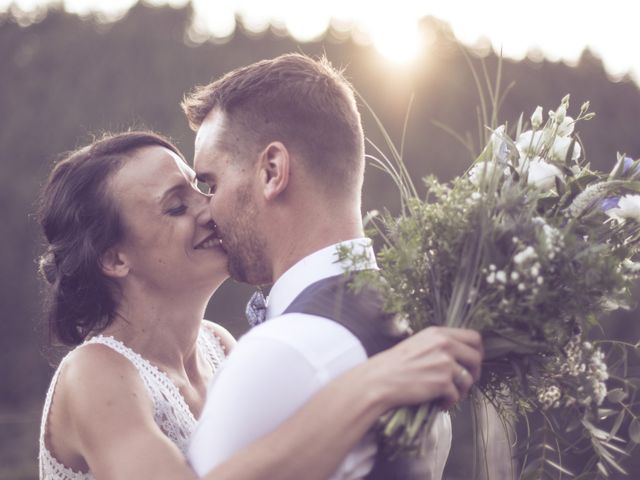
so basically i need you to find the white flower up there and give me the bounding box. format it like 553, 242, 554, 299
490, 125, 507, 155
469, 161, 505, 185
550, 136, 581, 162
514, 246, 537, 265
516, 130, 545, 157
495, 270, 507, 283
623, 259, 640, 272
554, 104, 567, 124
556, 116, 575, 137
526, 158, 563, 191
606, 195, 640, 222
531, 106, 543, 129
489, 125, 516, 163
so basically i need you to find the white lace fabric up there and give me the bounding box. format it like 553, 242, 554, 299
39, 323, 226, 480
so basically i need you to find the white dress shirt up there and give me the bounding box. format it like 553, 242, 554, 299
188, 238, 451, 479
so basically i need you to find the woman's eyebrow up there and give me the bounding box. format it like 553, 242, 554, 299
158, 183, 187, 203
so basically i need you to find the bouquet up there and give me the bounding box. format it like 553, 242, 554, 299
346, 95, 640, 478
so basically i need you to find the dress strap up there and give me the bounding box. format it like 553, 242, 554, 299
39, 358, 67, 459
84, 335, 162, 407
198, 322, 226, 370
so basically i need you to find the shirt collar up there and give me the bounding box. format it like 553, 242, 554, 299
265, 238, 378, 319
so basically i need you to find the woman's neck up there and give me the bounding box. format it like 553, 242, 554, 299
101, 286, 211, 374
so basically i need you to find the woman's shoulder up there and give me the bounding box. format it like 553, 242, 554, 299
201, 320, 237, 355
44, 341, 155, 469
56, 341, 154, 415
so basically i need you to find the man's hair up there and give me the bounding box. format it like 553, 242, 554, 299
181, 53, 365, 195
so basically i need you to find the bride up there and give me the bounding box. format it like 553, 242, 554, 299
38, 130, 480, 479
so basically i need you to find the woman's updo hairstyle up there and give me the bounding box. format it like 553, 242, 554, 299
38, 131, 183, 345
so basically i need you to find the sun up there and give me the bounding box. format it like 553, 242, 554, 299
371, 25, 423, 64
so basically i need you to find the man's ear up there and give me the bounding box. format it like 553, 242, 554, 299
259, 142, 290, 200
100, 246, 130, 279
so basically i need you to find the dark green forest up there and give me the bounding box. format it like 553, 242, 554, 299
1, 2, 639, 478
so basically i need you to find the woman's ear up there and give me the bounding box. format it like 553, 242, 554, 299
259, 142, 290, 200
100, 247, 130, 279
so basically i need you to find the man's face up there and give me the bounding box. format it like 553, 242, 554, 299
193, 110, 272, 285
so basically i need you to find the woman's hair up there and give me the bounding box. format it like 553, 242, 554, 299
38, 131, 183, 346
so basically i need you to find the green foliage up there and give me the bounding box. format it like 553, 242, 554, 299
345, 94, 640, 477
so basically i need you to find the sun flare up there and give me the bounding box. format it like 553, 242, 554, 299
370, 23, 423, 64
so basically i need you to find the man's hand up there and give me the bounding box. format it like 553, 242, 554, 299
369, 326, 483, 410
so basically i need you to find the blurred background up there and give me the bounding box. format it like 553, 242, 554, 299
1, 1, 639, 478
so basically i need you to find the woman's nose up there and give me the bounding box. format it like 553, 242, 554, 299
195, 193, 214, 226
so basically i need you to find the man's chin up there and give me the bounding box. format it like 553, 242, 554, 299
228, 260, 270, 286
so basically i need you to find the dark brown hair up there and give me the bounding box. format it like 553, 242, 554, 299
38, 131, 183, 345
181, 53, 365, 194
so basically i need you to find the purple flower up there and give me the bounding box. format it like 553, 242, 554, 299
600, 197, 620, 211
622, 157, 638, 175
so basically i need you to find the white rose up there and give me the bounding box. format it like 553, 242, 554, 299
526, 158, 563, 191
550, 136, 581, 162
606, 195, 640, 222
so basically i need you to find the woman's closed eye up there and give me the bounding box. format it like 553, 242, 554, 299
165, 204, 187, 216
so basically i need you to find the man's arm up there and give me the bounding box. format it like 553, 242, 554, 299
189, 316, 360, 476
198, 325, 483, 480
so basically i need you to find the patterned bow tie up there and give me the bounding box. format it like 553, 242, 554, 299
245, 290, 267, 327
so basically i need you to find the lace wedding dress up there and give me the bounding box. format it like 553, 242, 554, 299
39, 323, 226, 480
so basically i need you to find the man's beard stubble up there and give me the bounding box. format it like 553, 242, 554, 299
222, 185, 272, 286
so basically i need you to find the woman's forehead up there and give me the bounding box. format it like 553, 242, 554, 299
111, 146, 195, 198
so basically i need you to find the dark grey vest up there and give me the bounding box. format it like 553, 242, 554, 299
283, 273, 429, 479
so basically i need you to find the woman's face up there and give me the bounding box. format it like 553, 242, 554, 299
108, 145, 227, 294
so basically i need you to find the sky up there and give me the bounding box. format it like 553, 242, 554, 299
2, 0, 638, 83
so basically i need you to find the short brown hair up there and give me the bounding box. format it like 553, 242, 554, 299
181, 53, 365, 194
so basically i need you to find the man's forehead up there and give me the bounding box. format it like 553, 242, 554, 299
195, 109, 226, 146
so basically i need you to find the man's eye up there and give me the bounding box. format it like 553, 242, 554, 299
166, 205, 187, 216
196, 181, 213, 195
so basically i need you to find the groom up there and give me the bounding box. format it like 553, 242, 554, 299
184, 54, 482, 479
